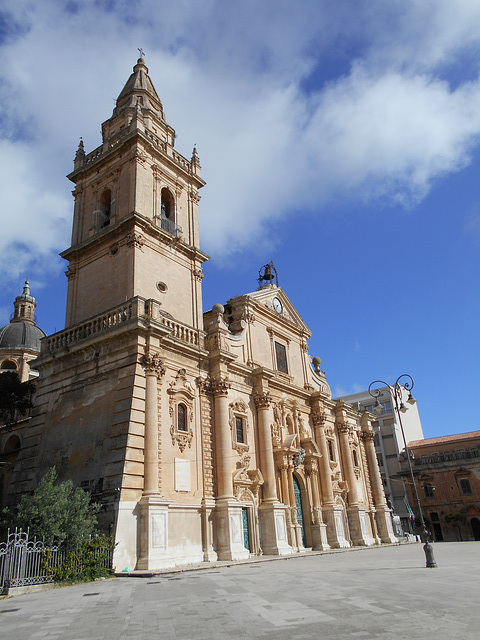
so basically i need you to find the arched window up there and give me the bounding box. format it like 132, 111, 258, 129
100, 189, 112, 227
4, 434, 21, 453
160, 187, 174, 220
1, 360, 17, 371
177, 403, 187, 432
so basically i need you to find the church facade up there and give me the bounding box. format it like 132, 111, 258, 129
2, 58, 396, 571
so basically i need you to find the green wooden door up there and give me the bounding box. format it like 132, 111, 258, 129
242, 507, 250, 551
293, 475, 307, 547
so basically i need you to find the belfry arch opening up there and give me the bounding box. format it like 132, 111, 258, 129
100, 189, 112, 228
161, 188, 175, 220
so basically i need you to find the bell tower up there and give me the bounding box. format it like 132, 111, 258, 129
63, 57, 208, 329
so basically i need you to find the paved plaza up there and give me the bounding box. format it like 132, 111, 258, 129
1, 542, 478, 639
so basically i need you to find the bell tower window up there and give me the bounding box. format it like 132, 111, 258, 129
100, 189, 111, 228
160, 187, 181, 236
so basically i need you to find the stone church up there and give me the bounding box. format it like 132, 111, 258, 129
0, 58, 395, 571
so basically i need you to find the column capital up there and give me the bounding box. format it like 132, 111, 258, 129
140, 351, 165, 378
311, 408, 326, 427
337, 421, 350, 435
360, 430, 375, 443
211, 376, 230, 397
253, 392, 273, 409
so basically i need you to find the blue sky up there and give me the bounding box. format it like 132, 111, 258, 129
0, 1, 479, 439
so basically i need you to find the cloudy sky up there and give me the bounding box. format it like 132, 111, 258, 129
1, 0, 479, 438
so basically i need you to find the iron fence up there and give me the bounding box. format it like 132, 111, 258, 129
0, 529, 113, 594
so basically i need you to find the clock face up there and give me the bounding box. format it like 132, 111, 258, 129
273, 297, 283, 313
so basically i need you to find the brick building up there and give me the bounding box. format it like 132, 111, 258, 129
404, 431, 480, 542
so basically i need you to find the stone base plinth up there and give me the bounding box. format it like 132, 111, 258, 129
323, 506, 350, 548
347, 507, 376, 546
258, 503, 293, 556
375, 507, 398, 543
310, 522, 330, 551
136, 494, 175, 570
214, 501, 251, 561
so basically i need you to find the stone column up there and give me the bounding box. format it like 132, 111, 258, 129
338, 423, 358, 506
287, 459, 304, 550
143, 353, 164, 495
312, 409, 334, 505
136, 352, 174, 570
212, 377, 234, 500
254, 392, 278, 503
211, 376, 249, 561
305, 461, 330, 550
361, 417, 397, 543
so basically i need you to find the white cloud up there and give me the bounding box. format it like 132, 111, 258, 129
2, 1, 480, 282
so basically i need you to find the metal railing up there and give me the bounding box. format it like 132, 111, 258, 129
0, 529, 113, 594
160, 215, 183, 237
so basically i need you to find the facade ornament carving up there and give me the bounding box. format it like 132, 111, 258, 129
192, 268, 204, 281
169, 423, 193, 452
337, 422, 350, 435
168, 369, 194, 452
312, 506, 324, 525
253, 392, 272, 410
126, 232, 145, 249
189, 188, 201, 203
300, 339, 309, 353
140, 352, 165, 378
196, 375, 211, 394
244, 312, 256, 324
311, 408, 326, 427
65, 267, 76, 280
293, 447, 306, 470
211, 377, 230, 397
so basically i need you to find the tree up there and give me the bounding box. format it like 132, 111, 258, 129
0, 371, 35, 424
444, 512, 466, 541
5, 467, 100, 548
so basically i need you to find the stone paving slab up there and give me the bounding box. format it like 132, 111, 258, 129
1, 542, 479, 639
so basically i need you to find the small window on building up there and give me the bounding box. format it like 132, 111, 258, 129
328, 440, 335, 462
275, 341, 288, 374
235, 416, 245, 444
460, 478, 472, 495
423, 484, 435, 498
352, 449, 358, 467
430, 512, 440, 522
100, 189, 112, 227
377, 453, 384, 467
177, 403, 187, 432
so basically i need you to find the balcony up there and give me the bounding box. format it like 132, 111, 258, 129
160, 216, 182, 238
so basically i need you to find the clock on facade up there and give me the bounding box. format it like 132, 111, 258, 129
273, 297, 283, 314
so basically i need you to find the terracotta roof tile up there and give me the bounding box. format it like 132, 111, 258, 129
408, 430, 480, 449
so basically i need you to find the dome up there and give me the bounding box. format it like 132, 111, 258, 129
0, 321, 46, 353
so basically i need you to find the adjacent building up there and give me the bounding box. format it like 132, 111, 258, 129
338, 386, 424, 534
0, 58, 396, 570
0, 281, 46, 381
404, 431, 480, 542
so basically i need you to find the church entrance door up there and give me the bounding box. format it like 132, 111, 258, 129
242, 508, 250, 551
471, 518, 480, 541
293, 476, 307, 547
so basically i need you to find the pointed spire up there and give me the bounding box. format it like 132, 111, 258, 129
191, 146, 201, 176
114, 57, 164, 120
74, 137, 85, 170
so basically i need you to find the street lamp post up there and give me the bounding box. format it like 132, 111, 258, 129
368, 374, 437, 568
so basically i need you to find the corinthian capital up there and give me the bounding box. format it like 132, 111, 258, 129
311, 408, 326, 427
140, 352, 165, 378
211, 376, 230, 396
253, 392, 272, 410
